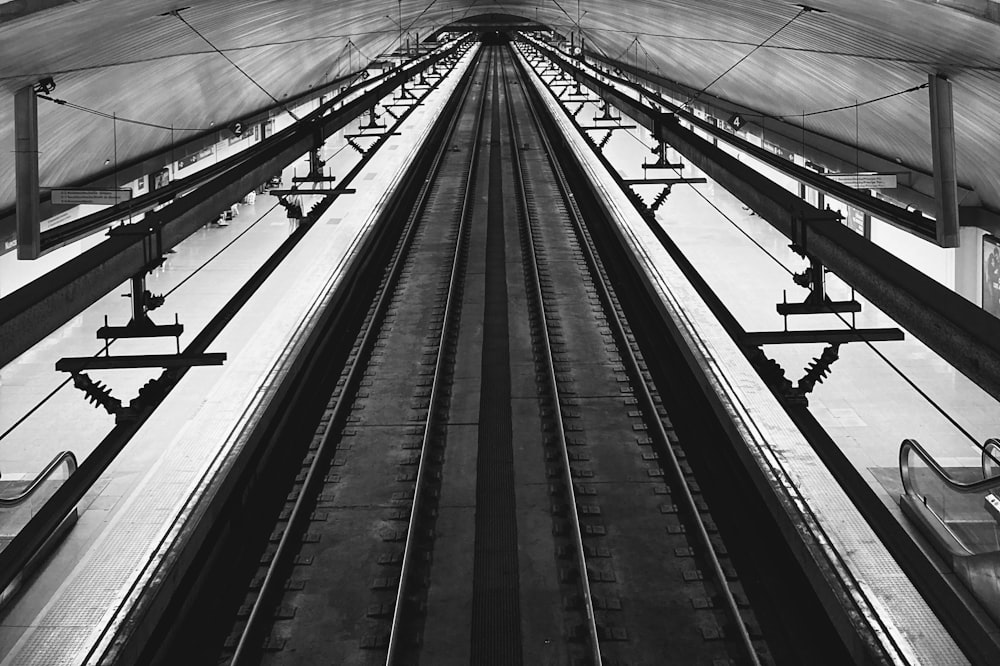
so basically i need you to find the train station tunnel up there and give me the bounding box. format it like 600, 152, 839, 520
2, 2, 1000, 664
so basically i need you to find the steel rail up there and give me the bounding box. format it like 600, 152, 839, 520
0, 451, 77, 507
228, 44, 483, 665
500, 47, 603, 666
0, 46, 476, 631
513, 41, 762, 666
384, 44, 494, 666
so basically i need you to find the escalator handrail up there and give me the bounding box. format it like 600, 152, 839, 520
983, 439, 1000, 478
900, 438, 1000, 497
0, 451, 77, 507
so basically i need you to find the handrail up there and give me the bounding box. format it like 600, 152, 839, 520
983, 439, 1000, 479
899, 438, 1000, 497
0, 451, 77, 507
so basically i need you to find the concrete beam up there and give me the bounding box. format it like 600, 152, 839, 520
523, 38, 1000, 403
0, 42, 465, 369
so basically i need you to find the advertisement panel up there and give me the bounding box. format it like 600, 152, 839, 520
984, 235, 1000, 317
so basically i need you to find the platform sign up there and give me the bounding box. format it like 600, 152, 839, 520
827, 172, 898, 190
845, 207, 866, 235
51, 188, 132, 206
984, 235, 1000, 318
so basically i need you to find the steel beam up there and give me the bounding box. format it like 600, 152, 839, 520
588, 53, 997, 224
55, 352, 226, 371
929, 74, 960, 247
0, 66, 377, 254
529, 39, 935, 239
521, 39, 1000, 403
743, 328, 904, 346
0, 40, 467, 369
14, 85, 40, 259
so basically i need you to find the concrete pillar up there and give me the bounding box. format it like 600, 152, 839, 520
955, 226, 985, 305
929, 74, 960, 248
15, 85, 40, 259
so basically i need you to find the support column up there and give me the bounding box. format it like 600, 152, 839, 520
929, 74, 960, 248
955, 226, 984, 305
15, 85, 40, 259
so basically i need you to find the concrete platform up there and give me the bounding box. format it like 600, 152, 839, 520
0, 45, 477, 666
519, 43, 971, 665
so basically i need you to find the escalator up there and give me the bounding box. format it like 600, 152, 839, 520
0, 451, 79, 609
900, 438, 1000, 624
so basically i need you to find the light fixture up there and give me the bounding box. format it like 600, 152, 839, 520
33, 77, 56, 94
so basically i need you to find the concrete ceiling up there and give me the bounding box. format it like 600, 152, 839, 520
1, 0, 999, 217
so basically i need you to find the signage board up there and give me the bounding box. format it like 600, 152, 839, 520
845, 207, 866, 235
177, 146, 214, 170
984, 235, 1000, 318
51, 188, 132, 206
827, 172, 898, 189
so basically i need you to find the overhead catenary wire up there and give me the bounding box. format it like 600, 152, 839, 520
37, 94, 210, 132
0, 29, 412, 83
616, 35, 928, 162
608, 116, 986, 450
0, 83, 375, 448
1, 33, 447, 451
675, 8, 808, 112
511, 40, 990, 447
590, 24, 928, 125
5, 17, 994, 85
537, 36, 989, 448
784, 83, 928, 119
35, 37, 374, 169
0, 194, 293, 446
171, 9, 301, 121
538, 22, 1000, 73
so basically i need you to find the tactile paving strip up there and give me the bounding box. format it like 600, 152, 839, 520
518, 46, 968, 666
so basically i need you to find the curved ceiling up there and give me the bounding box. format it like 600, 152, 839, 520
1, 0, 999, 215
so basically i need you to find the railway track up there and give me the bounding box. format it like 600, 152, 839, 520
181, 41, 852, 666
